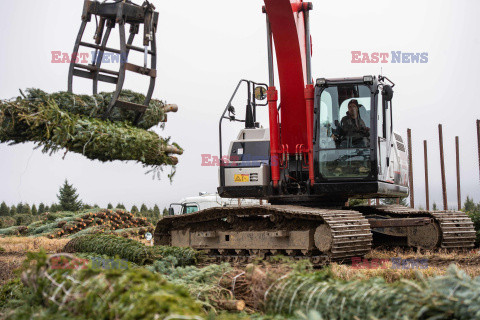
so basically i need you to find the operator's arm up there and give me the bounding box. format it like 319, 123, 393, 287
332, 118, 346, 141
359, 119, 370, 136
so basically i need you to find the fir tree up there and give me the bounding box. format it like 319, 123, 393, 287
24, 203, 31, 215
10, 205, 16, 215
140, 204, 149, 214
31, 204, 38, 215
432, 202, 438, 211
38, 203, 46, 214
16, 203, 24, 214
464, 196, 479, 214
107, 203, 113, 209
57, 180, 82, 212
0, 202, 9, 216
153, 205, 161, 218
116, 203, 126, 209
15, 215, 23, 226
131, 205, 139, 213
44, 205, 50, 212
163, 208, 169, 216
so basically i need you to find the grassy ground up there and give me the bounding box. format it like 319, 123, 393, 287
0, 237, 69, 253
1, 235, 479, 319
0, 237, 70, 284
0, 254, 24, 285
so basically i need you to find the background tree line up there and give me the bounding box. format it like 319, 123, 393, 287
0, 180, 167, 227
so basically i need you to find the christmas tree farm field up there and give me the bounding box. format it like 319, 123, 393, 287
2, 212, 480, 318
0, 208, 154, 240
3, 247, 480, 320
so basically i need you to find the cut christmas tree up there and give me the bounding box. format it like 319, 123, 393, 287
0, 89, 183, 177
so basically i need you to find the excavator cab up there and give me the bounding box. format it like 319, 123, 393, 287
312, 76, 408, 201
316, 77, 379, 180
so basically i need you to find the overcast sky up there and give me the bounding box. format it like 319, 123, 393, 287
0, 0, 479, 210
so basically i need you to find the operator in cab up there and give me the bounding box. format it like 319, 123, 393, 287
333, 99, 370, 148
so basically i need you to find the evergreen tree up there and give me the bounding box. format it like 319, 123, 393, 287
464, 196, 479, 214
10, 205, 16, 215
24, 203, 31, 215
83, 204, 93, 210
16, 203, 24, 214
131, 205, 139, 213
153, 205, 161, 218
93, 204, 100, 208
0, 202, 9, 216
57, 180, 82, 212
163, 208, 169, 216
44, 205, 50, 212
432, 202, 438, 211
38, 203, 46, 214
107, 203, 113, 209
140, 204, 149, 214
31, 204, 38, 215
147, 209, 154, 218
50, 204, 60, 213
116, 203, 126, 209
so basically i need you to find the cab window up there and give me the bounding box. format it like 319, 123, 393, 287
317, 84, 372, 179
184, 205, 199, 214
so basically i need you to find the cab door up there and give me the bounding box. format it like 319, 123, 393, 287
378, 90, 393, 181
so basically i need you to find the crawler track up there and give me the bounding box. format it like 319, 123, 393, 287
155, 205, 372, 264
354, 205, 476, 249
155, 205, 475, 266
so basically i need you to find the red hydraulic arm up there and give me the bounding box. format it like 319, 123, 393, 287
263, 0, 314, 188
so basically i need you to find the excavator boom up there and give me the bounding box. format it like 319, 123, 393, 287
263, 0, 315, 188
264, 0, 310, 150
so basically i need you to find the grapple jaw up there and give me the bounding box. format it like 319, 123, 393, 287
68, 0, 159, 124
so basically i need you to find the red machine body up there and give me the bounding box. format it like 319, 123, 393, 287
263, 0, 314, 187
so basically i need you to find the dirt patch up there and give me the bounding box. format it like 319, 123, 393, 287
0, 237, 70, 253
0, 253, 26, 284
0, 237, 69, 284
366, 248, 480, 266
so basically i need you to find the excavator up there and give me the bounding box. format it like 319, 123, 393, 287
152, 0, 476, 264
71, 0, 475, 264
